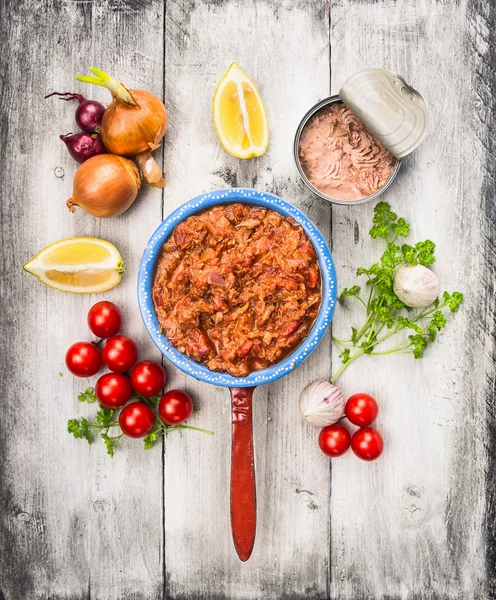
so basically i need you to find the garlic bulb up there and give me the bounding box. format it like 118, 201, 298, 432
299, 380, 345, 427
393, 264, 440, 308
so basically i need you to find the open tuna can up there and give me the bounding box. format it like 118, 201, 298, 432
294, 68, 429, 205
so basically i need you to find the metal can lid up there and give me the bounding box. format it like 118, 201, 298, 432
339, 68, 428, 159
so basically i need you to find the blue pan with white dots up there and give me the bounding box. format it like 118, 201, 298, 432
138, 188, 337, 562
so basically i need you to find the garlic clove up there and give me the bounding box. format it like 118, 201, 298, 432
393, 264, 440, 308
299, 380, 345, 427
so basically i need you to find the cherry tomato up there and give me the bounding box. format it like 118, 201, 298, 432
158, 390, 194, 425
87, 301, 122, 338
345, 393, 379, 427
101, 335, 138, 373
351, 427, 384, 461
95, 373, 132, 409
65, 342, 102, 377
318, 424, 351, 457
119, 402, 155, 438
130, 361, 166, 397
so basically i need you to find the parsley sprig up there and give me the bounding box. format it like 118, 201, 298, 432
68, 389, 212, 457
331, 202, 463, 381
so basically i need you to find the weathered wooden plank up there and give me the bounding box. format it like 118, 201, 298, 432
162, 1, 332, 598
0, 1, 164, 598
329, 0, 490, 598
466, 0, 496, 597
1, 0, 495, 598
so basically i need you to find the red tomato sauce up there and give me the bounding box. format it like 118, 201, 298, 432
152, 203, 321, 377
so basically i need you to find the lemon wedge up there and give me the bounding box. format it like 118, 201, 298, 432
213, 62, 269, 159
23, 237, 124, 294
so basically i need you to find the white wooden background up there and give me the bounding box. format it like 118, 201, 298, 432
0, 0, 494, 598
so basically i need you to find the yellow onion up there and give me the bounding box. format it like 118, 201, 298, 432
101, 89, 168, 156
76, 68, 167, 188
66, 154, 141, 218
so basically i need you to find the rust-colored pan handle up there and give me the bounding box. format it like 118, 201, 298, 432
230, 386, 257, 562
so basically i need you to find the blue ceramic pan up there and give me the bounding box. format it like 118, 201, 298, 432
138, 188, 337, 561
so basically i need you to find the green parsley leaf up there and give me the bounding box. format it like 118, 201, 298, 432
369, 202, 410, 241
408, 334, 428, 359
391, 217, 410, 238
96, 407, 115, 428
144, 430, 159, 450
339, 285, 361, 302
101, 432, 121, 458
67, 418, 93, 444
340, 348, 351, 364
147, 395, 161, 408
415, 240, 436, 266
331, 201, 463, 382
443, 290, 464, 312
78, 387, 96, 403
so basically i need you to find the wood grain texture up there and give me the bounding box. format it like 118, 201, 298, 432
0, 0, 495, 598
0, 1, 165, 598
162, 2, 332, 598
466, 0, 496, 597
329, 1, 493, 598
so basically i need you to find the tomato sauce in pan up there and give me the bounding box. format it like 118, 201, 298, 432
152, 203, 321, 377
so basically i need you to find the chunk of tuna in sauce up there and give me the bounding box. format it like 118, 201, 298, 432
152, 203, 322, 377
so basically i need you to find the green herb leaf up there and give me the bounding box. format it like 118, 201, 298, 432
391, 217, 410, 238
339, 285, 361, 301
340, 348, 351, 364
147, 395, 161, 408
78, 387, 96, 403
67, 418, 93, 444
408, 334, 428, 359
330, 201, 463, 382
101, 432, 121, 458
369, 202, 410, 241
96, 406, 115, 428
144, 430, 159, 450
415, 240, 436, 266
443, 290, 464, 312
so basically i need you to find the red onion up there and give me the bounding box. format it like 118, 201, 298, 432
60, 132, 105, 163
45, 92, 106, 133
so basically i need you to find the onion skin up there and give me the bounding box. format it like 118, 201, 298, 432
66, 154, 141, 218
299, 380, 345, 427
45, 92, 106, 133
101, 89, 168, 156
60, 132, 105, 163
75, 99, 106, 133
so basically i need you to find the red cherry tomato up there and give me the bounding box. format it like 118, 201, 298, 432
101, 335, 138, 373
351, 427, 384, 461
119, 402, 155, 438
87, 301, 122, 338
318, 424, 351, 457
130, 361, 166, 397
345, 393, 379, 427
65, 342, 102, 377
158, 390, 194, 425
95, 373, 132, 409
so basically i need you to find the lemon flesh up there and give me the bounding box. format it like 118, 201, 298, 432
24, 237, 124, 294
213, 63, 269, 159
